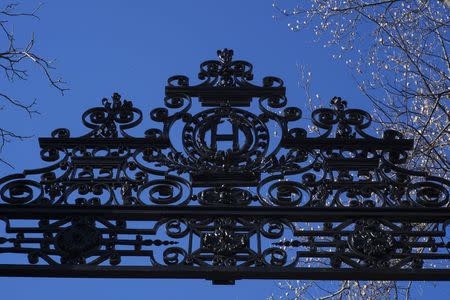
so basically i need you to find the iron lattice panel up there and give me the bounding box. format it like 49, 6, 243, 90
0, 49, 449, 284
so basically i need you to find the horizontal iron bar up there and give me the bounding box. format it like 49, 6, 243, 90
191, 171, 260, 187
165, 86, 286, 98
71, 156, 125, 166
38, 137, 413, 152
324, 157, 379, 170
282, 137, 414, 151
1, 205, 450, 221
38, 137, 169, 149
0, 264, 449, 281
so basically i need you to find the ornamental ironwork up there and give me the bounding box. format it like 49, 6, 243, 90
0, 49, 449, 284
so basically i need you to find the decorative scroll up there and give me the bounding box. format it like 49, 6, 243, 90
0, 50, 448, 284
165, 48, 285, 106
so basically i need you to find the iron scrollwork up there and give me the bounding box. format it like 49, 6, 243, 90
0, 49, 449, 284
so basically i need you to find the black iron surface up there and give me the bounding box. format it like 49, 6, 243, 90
0, 49, 449, 284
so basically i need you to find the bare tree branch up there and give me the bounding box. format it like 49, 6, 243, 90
270, 0, 450, 299
0, 2, 67, 164
273, 0, 449, 179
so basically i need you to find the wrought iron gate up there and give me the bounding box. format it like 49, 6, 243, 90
0, 49, 449, 284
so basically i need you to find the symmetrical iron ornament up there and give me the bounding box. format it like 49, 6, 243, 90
0, 49, 449, 284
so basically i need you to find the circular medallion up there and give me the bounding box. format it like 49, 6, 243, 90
182, 108, 269, 164
55, 222, 101, 258
348, 219, 396, 260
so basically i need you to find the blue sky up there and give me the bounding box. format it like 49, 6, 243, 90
1, 0, 449, 299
